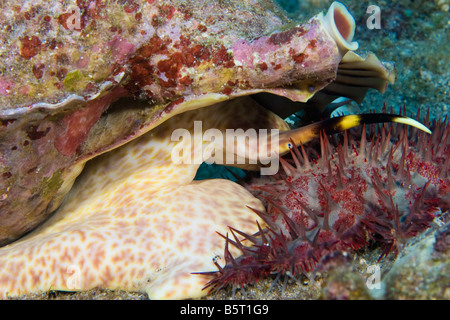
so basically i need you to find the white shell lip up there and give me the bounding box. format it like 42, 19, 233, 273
320, 1, 359, 56
0, 95, 84, 117
0, 72, 125, 118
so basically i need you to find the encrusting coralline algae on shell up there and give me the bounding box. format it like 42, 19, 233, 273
0, 0, 290, 110
0, 0, 432, 299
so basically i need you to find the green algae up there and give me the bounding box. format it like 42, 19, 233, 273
40, 169, 63, 200
63, 70, 85, 92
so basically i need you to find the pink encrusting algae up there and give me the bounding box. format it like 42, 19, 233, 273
201, 107, 449, 292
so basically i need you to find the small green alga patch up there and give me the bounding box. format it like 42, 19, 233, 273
63, 70, 85, 92
40, 169, 63, 200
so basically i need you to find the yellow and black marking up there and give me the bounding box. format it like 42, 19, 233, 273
278, 113, 431, 155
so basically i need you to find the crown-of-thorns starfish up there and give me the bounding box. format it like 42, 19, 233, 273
0, 92, 430, 299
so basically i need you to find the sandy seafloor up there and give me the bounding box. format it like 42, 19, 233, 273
10, 0, 449, 300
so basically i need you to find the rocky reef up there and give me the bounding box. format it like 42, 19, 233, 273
276, 0, 449, 121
